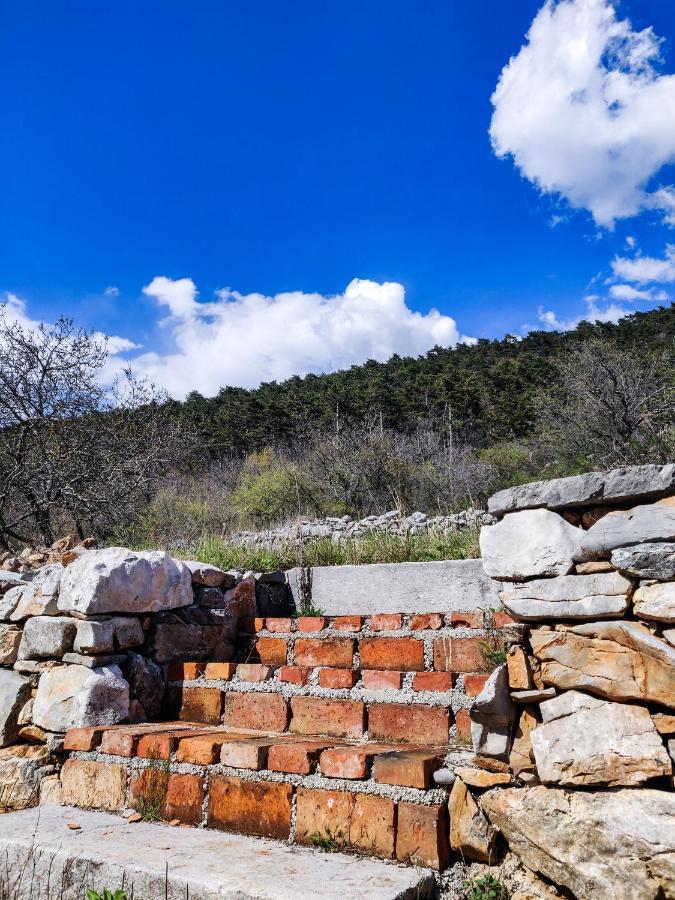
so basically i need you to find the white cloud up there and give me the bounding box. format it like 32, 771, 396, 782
608, 283, 669, 301
104, 286, 120, 297
133, 276, 473, 398
611, 244, 675, 283
490, 0, 675, 228
537, 294, 643, 331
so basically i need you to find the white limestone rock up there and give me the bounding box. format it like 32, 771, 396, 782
10, 564, 63, 620
612, 542, 675, 580
18, 616, 77, 660
73, 619, 115, 654
574, 502, 675, 562
633, 581, 675, 624
480, 510, 582, 581
0, 624, 22, 665
58, 547, 193, 615
499, 571, 631, 621
32, 664, 129, 732
0, 586, 23, 621
0, 670, 31, 747
470, 665, 516, 760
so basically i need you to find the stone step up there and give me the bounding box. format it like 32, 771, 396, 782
0, 804, 435, 900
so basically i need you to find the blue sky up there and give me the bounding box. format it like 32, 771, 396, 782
2, 0, 675, 396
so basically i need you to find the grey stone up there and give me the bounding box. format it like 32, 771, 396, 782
122, 653, 164, 719
633, 581, 675, 623
110, 616, 145, 649
13, 660, 60, 674
531, 691, 671, 786
32, 664, 129, 731
488, 464, 675, 516
182, 559, 230, 588
57, 547, 193, 615
0, 586, 23, 621
61, 653, 127, 668
499, 571, 631, 620
152, 622, 234, 664
470, 665, 516, 760
0, 744, 51, 811
0, 571, 27, 592
574, 501, 675, 562
304, 559, 501, 614
612, 542, 675, 579
73, 619, 114, 654
0, 670, 31, 747
10, 564, 63, 620
481, 786, 675, 900
0, 624, 22, 665
18, 617, 77, 660
432, 768, 456, 785
0, 805, 435, 900
510, 688, 556, 703
194, 586, 226, 607
480, 510, 582, 581
664, 628, 675, 647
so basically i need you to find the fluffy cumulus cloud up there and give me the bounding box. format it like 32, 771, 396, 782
125, 276, 472, 398
611, 244, 675, 283
537, 294, 639, 331
490, 0, 675, 228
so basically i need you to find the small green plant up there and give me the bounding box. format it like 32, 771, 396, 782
86, 890, 129, 900
133, 754, 170, 822
464, 873, 510, 900
478, 607, 507, 671
309, 831, 339, 851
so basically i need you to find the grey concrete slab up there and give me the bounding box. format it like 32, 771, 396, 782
0, 805, 435, 900
301, 558, 500, 614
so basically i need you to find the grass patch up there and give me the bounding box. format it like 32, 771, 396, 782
133, 756, 170, 822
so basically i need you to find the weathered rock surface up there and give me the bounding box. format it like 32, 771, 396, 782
152, 621, 234, 663
58, 547, 193, 615
0, 571, 27, 592
32, 664, 129, 731
453, 767, 511, 788
73, 619, 114, 654
481, 786, 675, 900
574, 502, 675, 562
634, 581, 675, 623
122, 653, 164, 719
448, 777, 497, 862
470, 665, 516, 760
0, 743, 51, 811
509, 706, 539, 777
488, 464, 675, 516
10, 564, 63, 620
183, 560, 230, 588
0, 670, 31, 747
530, 620, 675, 707
480, 510, 582, 581
531, 691, 671, 786
612, 542, 675, 580
500, 571, 631, 621
0, 624, 22, 665
18, 615, 77, 660
506, 645, 532, 689
0, 586, 22, 621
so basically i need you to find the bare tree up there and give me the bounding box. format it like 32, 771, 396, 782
0, 308, 191, 548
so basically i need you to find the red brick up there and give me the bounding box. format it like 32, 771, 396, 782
100, 723, 190, 758
412, 672, 454, 692
208, 775, 292, 839
176, 687, 223, 724
279, 665, 310, 685
222, 692, 289, 732
434, 636, 484, 673
220, 737, 273, 770
450, 610, 484, 629
373, 751, 443, 788
368, 703, 449, 745
333, 616, 363, 632
294, 637, 354, 668
237, 663, 272, 682
296, 788, 395, 858
136, 728, 216, 760
410, 614, 443, 630
362, 670, 403, 690
370, 613, 402, 631
319, 743, 396, 779
267, 740, 330, 774
63, 726, 107, 752
463, 673, 489, 696
396, 802, 450, 869
176, 734, 234, 765
290, 697, 365, 739
359, 637, 424, 671
265, 617, 293, 633
318, 668, 359, 689
167, 662, 205, 681
297, 616, 326, 632
129, 771, 204, 825
493, 611, 517, 627
204, 662, 237, 680
454, 708, 472, 743
255, 637, 288, 666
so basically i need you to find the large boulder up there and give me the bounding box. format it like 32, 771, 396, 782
481, 786, 675, 900
470, 665, 516, 760
10, 564, 63, 620
499, 571, 631, 621
574, 502, 675, 562
17, 616, 77, 660
530, 621, 675, 707
612, 542, 675, 580
32, 664, 129, 731
480, 510, 582, 580
0, 670, 31, 747
633, 581, 675, 624
58, 548, 193, 615
531, 691, 671, 786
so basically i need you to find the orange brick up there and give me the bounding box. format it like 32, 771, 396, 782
265, 617, 293, 633
296, 788, 395, 858
220, 737, 272, 770
434, 636, 484, 673
359, 637, 424, 672
318, 668, 358, 689
454, 708, 472, 743
294, 637, 354, 668
451, 611, 484, 629
463, 673, 489, 696
362, 670, 403, 690
223, 692, 288, 732
396, 802, 450, 869
370, 613, 402, 631
410, 614, 443, 630
413, 672, 454, 692
176, 734, 233, 765
279, 665, 311, 685
63, 726, 107, 752
267, 740, 329, 774
100, 723, 189, 758
319, 744, 395, 779
373, 751, 443, 789
297, 616, 326, 632
204, 662, 237, 680
368, 703, 449, 745
136, 728, 215, 760
333, 616, 363, 632
290, 697, 365, 739
493, 611, 517, 627
168, 662, 205, 681
253, 617, 266, 631
255, 637, 288, 666
177, 687, 223, 724
237, 663, 272, 682
129, 771, 203, 825
208, 776, 292, 839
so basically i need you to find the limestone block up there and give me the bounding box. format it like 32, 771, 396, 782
634, 581, 675, 624
10, 564, 63, 620
612, 542, 675, 580
32, 664, 129, 732
58, 547, 193, 615
0, 624, 22, 665
110, 616, 145, 649
0, 670, 31, 747
0, 586, 22, 621
0, 572, 26, 592
480, 510, 582, 581
0, 743, 51, 811
73, 619, 114, 654
18, 616, 77, 660
506, 646, 532, 690
470, 665, 516, 760
509, 706, 539, 777
574, 502, 675, 562
499, 571, 631, 621
448, 777, 496, 862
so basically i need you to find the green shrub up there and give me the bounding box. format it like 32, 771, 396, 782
86, 890, 128, 900
230, 449, 299, 527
